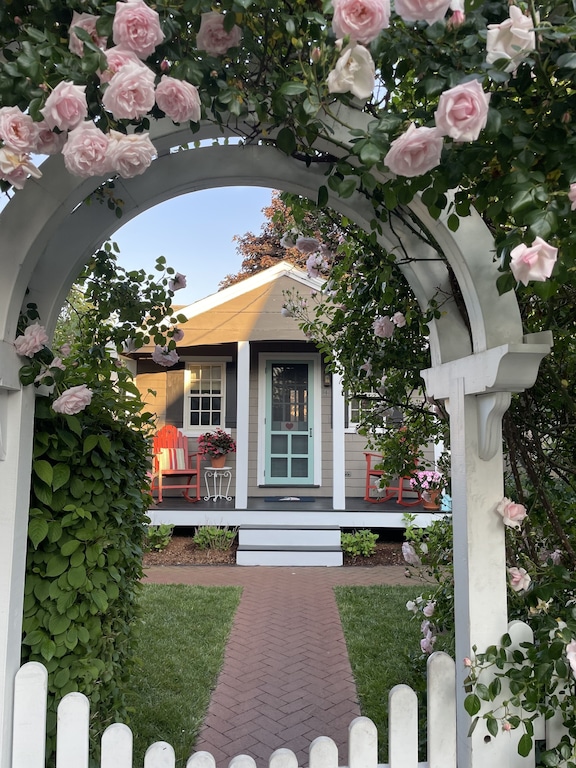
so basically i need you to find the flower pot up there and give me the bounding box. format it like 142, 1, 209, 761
422, 490, 441, 510
210, 455, 227, 468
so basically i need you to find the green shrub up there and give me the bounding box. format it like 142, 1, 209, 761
341, 529, 378, 557
193, 525, 237, 551
145, 524, 174, 551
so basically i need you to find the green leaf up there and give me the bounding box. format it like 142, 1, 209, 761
48, 614, 71, 636
29, 518, 49, 549
33, 460, 53, 486
317, 185, 329, 207
464, 694, 481, 716
46, 555, 69, 578
276, 127, 297, 155
486, 716, 499, 738
557, 52, 576, 69
68, 566, 87, 589
337, 178, 357, 198
40, 637, 56, 662
65, 415, 82, 436
540, 750, 560, 767
83, 435, 99, 454
52, 463, 70, 491
278, 82, 308, 96
518, 734, 533, 758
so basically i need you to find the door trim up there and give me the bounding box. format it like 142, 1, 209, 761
257, 353, 322, 487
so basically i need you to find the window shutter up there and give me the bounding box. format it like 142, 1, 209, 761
225, 362, 237, 428
166, 369, 184, 428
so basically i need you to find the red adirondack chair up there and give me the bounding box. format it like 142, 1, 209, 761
150, 425, 201, 503
364, 452, 422, 506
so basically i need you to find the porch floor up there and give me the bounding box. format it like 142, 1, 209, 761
147, 496, 446, 529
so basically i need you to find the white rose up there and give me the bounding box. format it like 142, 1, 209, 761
327, 43, 375, 101
486, 6, 535, 73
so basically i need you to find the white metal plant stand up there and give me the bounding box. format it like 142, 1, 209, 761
204, 467, 233, 502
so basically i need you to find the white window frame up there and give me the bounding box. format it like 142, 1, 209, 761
346, 393, 381, 433
182, 360, 228, 436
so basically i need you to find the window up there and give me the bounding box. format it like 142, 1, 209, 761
184, 363, 226, 432
346, 394, 401, 433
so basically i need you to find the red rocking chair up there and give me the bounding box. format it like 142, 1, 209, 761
364, 452, 422, 506
150, 425, 201, 503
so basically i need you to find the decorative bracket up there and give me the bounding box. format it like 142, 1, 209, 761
477, 391, 512, 461
0, 390, 6, 461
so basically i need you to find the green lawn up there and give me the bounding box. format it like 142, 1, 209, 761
335, 585, 424, 763
125, 584, 242, 766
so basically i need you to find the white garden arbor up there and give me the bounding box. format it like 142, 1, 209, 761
0, 108, 552, 768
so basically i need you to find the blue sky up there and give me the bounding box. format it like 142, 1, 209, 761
113, 186, 275, 306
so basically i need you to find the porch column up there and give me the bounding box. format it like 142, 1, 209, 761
421, 333, 552, 768
235, 341, 250, 509
332, 372, 346, 509
0, 344, 35, 768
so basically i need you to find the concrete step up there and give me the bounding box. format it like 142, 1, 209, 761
236, 525, 343, 566
236, 548, 343, 567
239, 525, 341, 548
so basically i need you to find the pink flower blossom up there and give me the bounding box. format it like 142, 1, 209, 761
434, 80, 490, 143
463, 657, 472, 667
41, 81, 87, 131
550, 549, 562, 565
486, 6, 535, 73
508, 566, 531, 593
152, 345, 179, 367
332, 0, 390, 44
420, 629, 436, 654
373, 315, 395, 338
327, 43, 376, 101
69, 12, 108, 57
98, 46, 145, 84
196, 11, 242, 56
359, 360, 372, 376
155, 76, 201, 123
102, 61, 155, 120
423, 601, 436, 618
59, 343, 71, 357
502, 721, 512, 732
112, 0, 165, 59
107, 130, 156, 178
394, 0, 450, 25
384, 123, 443, 178
172, 328, 185, 342
392, 311, 406, 327
62, 122, 111, 178
0, 148, 42, 189
169, 273, 187, 292
52, 384, 93, 415
568, 183, 576, 211
295, 236, 320, 254
14, 323, 49, 357
509, 237, 558, 286
496, 497, 527, 529
448, 9, 465, 28
34, 122, 67, 155
566, 640, 576, 677
0, 106, 39, 154
402, 541, 421, 566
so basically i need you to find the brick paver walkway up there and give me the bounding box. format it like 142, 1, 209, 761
144, 566, 411, 767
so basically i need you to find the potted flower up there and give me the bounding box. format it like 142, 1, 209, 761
410, 470, 446, 510
197, 428, 237, 467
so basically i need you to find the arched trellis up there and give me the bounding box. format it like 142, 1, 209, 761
0, 110, 553, 768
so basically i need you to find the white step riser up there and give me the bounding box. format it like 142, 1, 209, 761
236, 550, 343, 567
239, 529, 341, 547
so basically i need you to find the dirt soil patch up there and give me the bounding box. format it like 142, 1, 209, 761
143, 535, 405, 567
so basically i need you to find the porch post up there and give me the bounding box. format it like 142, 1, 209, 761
0, 348, 35, 768
332, 372, 346, 509
235, 341, 250, 509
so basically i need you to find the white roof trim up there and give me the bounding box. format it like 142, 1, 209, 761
177, 261, 324, 320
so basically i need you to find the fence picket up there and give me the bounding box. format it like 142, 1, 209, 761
309, 736, 338, 768
229, 755, 258, 768
269, 748, 299, 768
101, 723, 132, 768
388, 684, 418, 768
427, 652, 456, 768
12, 661, 48, 768
506, 621, 538, 767
186, 750, 217, 768
348, 716, 377, 768
144, 741, 176, 768
56, 692, 90, 768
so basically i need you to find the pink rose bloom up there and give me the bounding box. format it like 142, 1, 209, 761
373, 315, 395, 338
168, 273, 187, 291
152, 345, 179, 367
69, 12, 108, 57
496, 497, 527, 529
508, 566, 531, 592
463, 657, 472, 667
486, 6, 535, 73
394, 0, 450, 24
41, 81, 87, 131
0, 106, 39, 154
566, 640, 576, 677
510, 237, 558, 286
52, 384, 93, 415
62, 122, 111, 178
107, 130, 156, 178
102, 61, 155, 120
402, 541, 421, 566
568, 183, 576, 211
384, 123, 443, 178
155, 76, 201, 123
14, 323, 49, 357
172, 327, 185, 342
59, 343, 71, 357
327, 43, 375, 101
332, 0, 390, 44
435, 80, 490, 143
98, 46, 144, 84
359, 360, 372, 376
196, 11, 242, 56
112, 0, 164, 59
423, 601, 436, 618
295, 236, 320, 254
420, 629, 436, 654
392, 311, 406, 327
34, 122, 67, 155
0, 147, 42, 189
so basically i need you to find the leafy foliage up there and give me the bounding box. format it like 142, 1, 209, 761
341, 529, 378, 558
144, 524, 175, 552
193, 525, 237, 551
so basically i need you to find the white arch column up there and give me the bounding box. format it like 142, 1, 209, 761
422, 332, 552, 768
0, 345, 35, 768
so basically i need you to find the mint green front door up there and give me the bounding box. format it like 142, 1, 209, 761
265, 361, 314, 485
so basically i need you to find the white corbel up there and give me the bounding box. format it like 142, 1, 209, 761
477, 391, 512, 461
0, 390, 6, 460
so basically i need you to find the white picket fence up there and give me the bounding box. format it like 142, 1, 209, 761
10, 622, 569, 768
